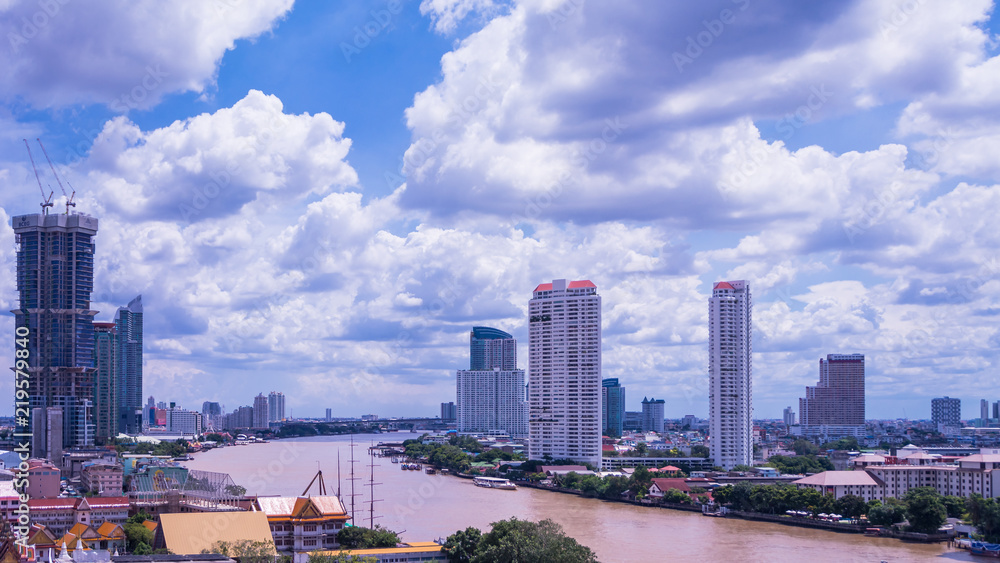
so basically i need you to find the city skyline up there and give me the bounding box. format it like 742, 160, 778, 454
2, 2, 1000, 420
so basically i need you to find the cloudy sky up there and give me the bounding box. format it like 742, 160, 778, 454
2, 0, 999, 421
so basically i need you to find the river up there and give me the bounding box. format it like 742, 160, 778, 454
183, 433, 972, 563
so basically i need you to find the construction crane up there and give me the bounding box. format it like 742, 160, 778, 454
23, 139, 54, 214
36, 138, 75, 214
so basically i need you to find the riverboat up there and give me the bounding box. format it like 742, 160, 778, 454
425, 467, 436, 474
473, 476, 517, 490
969, 541, 1000, 557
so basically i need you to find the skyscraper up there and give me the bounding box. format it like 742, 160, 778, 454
268, 391, 285, 422
456, 327, 528, 438
470, 326, 516, 370
798, 354, 866, 440
14, 212, 99, 452
640, 397, 665, 433
708, 280, 753, 470
601, 378, 625, 436
116, 295, 143, 434
932, 397, 961, 427
783, 406, 796, 426
253, 393, 269, 428
456, 368, 528, 438
440, 402, 456, 421
982, 399, 990, 423
93, 322, 118, 444
528, 279, 601, 467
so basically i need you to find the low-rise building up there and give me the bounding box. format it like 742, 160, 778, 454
867, 454, 1000, 499
323, 542, 447, 563
81, 462, 124, 496
793, 471, 884, 502
255, 496, 350, 556
26, 497, 130, 537
27, 459, 61, 499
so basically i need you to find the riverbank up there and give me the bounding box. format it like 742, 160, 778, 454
510, 478, 955, 543
184, 434, 973, 562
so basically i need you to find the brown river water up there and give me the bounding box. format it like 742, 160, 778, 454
183, 432, 973, 563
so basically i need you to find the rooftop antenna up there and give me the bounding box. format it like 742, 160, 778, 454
348, 433, 361, 524
36, 138, 75, 214
302, 463, 327, 496
337, 449, 342, 499
23, 139, 54, 214
367, 441, 383, 528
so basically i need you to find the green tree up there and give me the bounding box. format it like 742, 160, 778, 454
335, 525, 400, 549
124, 522, 154, 553
903, 487, 947, 534
661, 489, 692, 504
767, 455, 833, 475
690, 445, 710, 458
967, 495, 1000, 543
820, 437, 860, 451
633, 442, 648, 456
628, 466, 653, 497
791, 439, 819, 456
833, 494, 867, 519
942, 495, 967, 519
203, 540, 276, 563
731, 464, 755, 472
472, 518, 597, 563
443, 527, 482, 563
868, 501, 907, 526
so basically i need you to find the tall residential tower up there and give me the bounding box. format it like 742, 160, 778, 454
456, 327, 528, 438
799, 354, 865, 440
528, 279, 601, 467
601, 378, 625, 436
13, 212, 99, 452
708, 280, 753, 470
116, 295, 143, 434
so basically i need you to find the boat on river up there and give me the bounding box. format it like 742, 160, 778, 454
473, 476, 517, 490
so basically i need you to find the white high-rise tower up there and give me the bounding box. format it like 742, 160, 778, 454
708, 280, 753, 470
528, 279, 601, 467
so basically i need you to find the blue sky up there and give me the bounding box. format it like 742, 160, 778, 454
2, 0, 1000, 421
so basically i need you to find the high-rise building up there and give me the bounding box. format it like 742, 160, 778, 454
165, 407, 203, 435
456, 327, 527, 438
145, 396, 156, 431
253, 394, 269, 428
601, 378, 625, 436
624, 411, 641, 432
116, 295, 143, 434
708, 280, 753, 470
528, 279, 601, 467
470, 327, 516, 370
325, 408, 332, 422
994, 401, 1000, 422
268, 392, 285, 422
440, 402, 457, 421
783, 406, 796, 426
982, 399, 990, 423
456, 368, 528, 438
932, 397, 961, 427
798, 354, 866, 440
92, 322, 118, 444
640, 397, 665, 433
202, 401, 222, 431
14, 212, 99, 451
